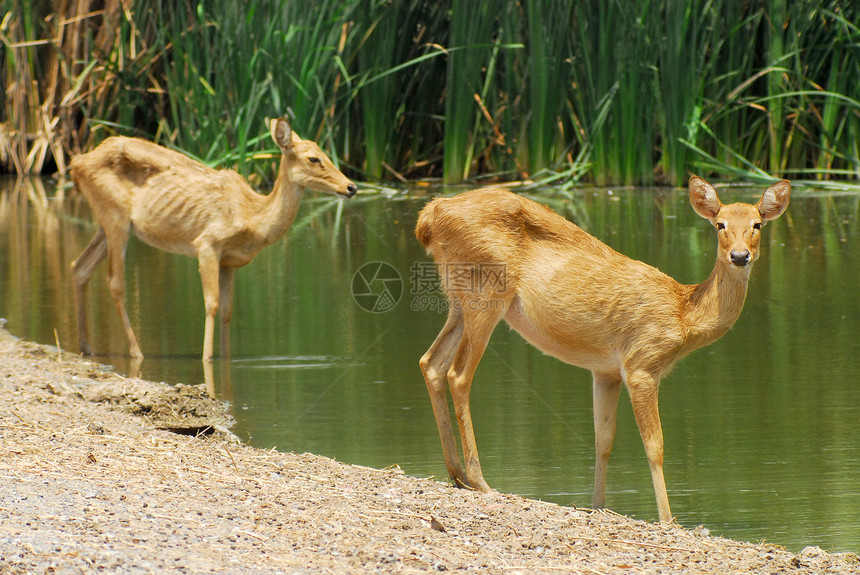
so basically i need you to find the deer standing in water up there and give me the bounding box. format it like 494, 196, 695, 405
70, 118, 357, 361
416, 177, 790, 522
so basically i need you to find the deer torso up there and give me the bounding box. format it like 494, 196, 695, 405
423, 187, 750, 378
74, 137, 298, 269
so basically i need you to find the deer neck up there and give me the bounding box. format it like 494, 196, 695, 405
257, 159, 305, 244
683, 260, 751, 351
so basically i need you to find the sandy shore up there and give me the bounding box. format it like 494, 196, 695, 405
0, 326, 857, 574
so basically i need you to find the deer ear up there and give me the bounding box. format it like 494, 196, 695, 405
270, 117, 293, 150
689, 176, 722, 220
757, 180, 791, 221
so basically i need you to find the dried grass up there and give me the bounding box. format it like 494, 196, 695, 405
2, 0, 151, 175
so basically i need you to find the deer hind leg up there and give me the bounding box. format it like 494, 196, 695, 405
218, 266, 234, 358
446, 302, 506, 492
419, 304, 467, 487
103, 225, 143, 359
592, 371, 622, 510
71, 227, 108, 355
625, 368, 672, 523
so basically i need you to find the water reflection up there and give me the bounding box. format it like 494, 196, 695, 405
1, 176, 859, 553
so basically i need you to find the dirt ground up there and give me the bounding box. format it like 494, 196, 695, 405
0, 326, 857, 574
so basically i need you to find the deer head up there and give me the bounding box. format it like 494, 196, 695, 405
690, 176, 790, 268
270, 117, 357, 197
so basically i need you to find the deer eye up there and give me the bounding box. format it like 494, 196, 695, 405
716, 222, 726, 231
753, 222, 762, 231
309, 157, 321, 164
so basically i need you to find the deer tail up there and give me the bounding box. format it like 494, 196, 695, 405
415, 200, 438, 250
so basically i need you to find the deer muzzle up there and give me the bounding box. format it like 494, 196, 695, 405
729, 249, 751, 267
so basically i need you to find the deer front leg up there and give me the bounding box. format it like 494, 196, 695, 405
71, 228, 108, 355
592, 371, 622, 510
625, 369, 672, 523
218, 266, 234, 358
104, 228, 143, 359
420, 305, 468, 487
197, 248, 221, 362
446, 307, 504, 493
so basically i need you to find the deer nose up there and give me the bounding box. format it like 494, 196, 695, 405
346, 183, 358, 197
730, 249, 751, 267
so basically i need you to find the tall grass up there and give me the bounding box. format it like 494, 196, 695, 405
568, 0, 661, 186
655, 0, 714, 186
441, 0, 499, 184
2, 1, 108, 173
149, 0, 365, 179
354, 1, 448, 180
524, 0, 573, 176
691, 0, 860, 181
3, 0, 859, 185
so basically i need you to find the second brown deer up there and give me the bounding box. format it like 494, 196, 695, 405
70, 117, 356, 361
416, 177, 790, 522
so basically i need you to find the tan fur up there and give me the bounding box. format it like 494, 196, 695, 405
70, 118, 356, 361
416, 176, 790, 523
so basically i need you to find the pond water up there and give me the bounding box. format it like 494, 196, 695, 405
1, 176, 858, 553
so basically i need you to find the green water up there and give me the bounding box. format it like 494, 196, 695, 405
1, 177, 858, 553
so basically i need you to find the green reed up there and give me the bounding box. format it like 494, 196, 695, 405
691, 0, 859, 181
4, 0, 858, 186
152, 1, 360, 179
655, 0, 715, 186
524, 0, 573, 176
442, 0, 499, 183
353, 1, 448, 180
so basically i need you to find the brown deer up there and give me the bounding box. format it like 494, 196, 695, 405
416, 177, 790, 522
70, 117, 357, 361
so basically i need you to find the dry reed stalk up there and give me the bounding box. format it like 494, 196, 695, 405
1, 1, 134, 175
